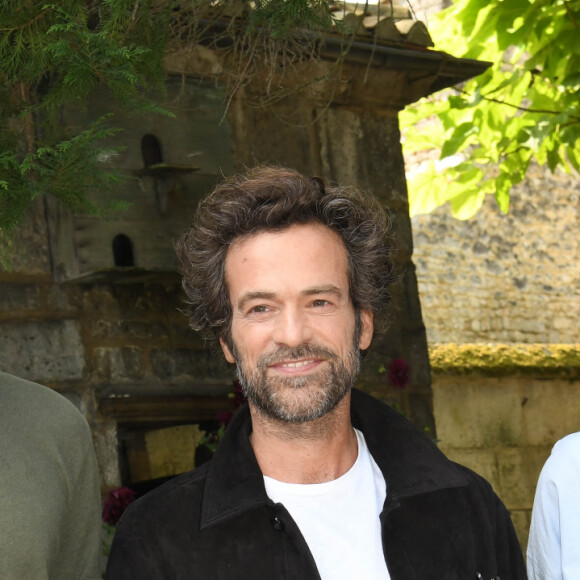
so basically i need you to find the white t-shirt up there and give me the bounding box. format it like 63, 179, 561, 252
527, 431, 580, 580
264, 429, 390, 579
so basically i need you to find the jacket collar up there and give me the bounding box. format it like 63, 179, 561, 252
200, 388, 468, 529
349, 389, 468, 501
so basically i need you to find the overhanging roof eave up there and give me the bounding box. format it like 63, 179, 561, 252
321, 35, 492, 94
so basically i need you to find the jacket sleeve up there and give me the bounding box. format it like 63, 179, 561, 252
106, 518, 157, 580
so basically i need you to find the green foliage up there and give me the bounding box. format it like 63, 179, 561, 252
401, 0, 580, 219
249, 0, 335, 37
0, 0, 170, 246
0, 117, 130, 229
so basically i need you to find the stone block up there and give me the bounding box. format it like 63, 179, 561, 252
552, 317, 571, 330
0, 284, 40, 312
433, 377, 522, 448
437, 447, 500, 492
521, 380, 580, 446
44, 284, 82, 313
93, 422, 121, 491
496, 446, 551, 509
94, 346, 144, 383
319, 109, 409, 206
150, 348, 229, 382
81, 286, 120, 319
0, 320, 84, 381
88, 319, 168, 343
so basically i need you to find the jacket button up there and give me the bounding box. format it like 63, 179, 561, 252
271, 516, 284, 531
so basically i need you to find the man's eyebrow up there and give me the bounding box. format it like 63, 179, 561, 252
237, 291, 277, 310
237, 286, 344, 309
301, 285, 343, 298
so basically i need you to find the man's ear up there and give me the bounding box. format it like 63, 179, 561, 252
358, 311, 374, 351
219, 336, 236, 364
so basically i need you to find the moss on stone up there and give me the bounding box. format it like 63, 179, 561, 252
429, 343, 580, 378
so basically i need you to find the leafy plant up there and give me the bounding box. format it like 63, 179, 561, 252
401, 0, 580, 219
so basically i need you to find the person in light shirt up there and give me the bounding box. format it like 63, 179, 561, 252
527, 431, 580, 579
107, 166, 526, 579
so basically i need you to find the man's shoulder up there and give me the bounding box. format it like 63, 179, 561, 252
552, 431, 580, 458
118, 463, 210, 530
540, 431, 580, 484
450, 461, 497, 497
0, 371, 91, 445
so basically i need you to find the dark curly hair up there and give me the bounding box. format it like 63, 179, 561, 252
176, 166, 395, 344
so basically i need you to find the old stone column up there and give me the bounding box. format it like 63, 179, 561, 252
225, 60, 436, 434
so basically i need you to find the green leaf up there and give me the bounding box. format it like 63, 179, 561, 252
566, 145, 580, 173
440, 123, 476, 158
449, 187, 486, 220
407, 162, 451, 216
494, 174, 511, 214
547, 146, 561, 172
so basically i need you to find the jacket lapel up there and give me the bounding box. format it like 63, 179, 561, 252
199, 405, 271, 529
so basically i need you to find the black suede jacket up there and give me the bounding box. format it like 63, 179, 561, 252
106, 389, 527, 579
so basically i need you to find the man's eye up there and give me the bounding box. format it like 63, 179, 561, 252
311, 299, 330, 307
250, 305, 269, 313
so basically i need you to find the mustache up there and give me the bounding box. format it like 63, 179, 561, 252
257, 344, 338, 370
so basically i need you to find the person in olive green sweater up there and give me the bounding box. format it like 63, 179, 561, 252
0, 371, 102, 579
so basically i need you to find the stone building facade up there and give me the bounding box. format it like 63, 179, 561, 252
1, 27, 486, 503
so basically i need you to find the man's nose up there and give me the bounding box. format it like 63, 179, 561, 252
272, 308, 313, 347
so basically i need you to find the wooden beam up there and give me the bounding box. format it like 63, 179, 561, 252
100, 394, 235, 424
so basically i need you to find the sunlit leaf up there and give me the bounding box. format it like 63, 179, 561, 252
449, 187, 486, 220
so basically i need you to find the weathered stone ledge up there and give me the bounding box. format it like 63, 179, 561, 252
429, 343, 580, 378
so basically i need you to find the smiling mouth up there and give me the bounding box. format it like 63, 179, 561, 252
258, 345, 337, 372
279, 359, 317, 369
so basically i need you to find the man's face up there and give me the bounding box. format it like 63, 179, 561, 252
220, 223, 373, 423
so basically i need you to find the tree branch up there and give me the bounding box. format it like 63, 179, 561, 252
19, 83, 35, 154
455, 87, 580, 121
0, 1, 64, 32
564, 1, 579, 28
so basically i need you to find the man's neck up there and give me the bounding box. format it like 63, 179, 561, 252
248, 394, 358, 485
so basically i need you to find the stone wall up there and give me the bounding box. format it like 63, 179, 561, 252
411, 164, 580, 548
433, 372, 580, 550
412, 165, 579, 345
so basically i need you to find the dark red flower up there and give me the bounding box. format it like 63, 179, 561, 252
217, 410, 234, 426
102, 486, 135, 525
388, 358, 410, 389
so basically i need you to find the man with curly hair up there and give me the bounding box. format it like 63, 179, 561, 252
107, 166, 525, 579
